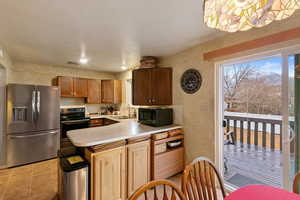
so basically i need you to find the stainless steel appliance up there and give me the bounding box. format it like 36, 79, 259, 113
0, 67, 6, 168
138, 108, 173, 127
60, 107, 118, 140
6, 84, 60, 167
60, 107, 90, 139
58, 147, 88, 200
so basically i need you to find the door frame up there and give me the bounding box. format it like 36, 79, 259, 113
214, 44, 300, 191
0, 65, 7, 168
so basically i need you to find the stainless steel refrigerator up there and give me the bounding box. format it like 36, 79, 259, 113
6, 84, 60, 167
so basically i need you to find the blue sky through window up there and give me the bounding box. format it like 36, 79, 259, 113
224, 55, 295, 77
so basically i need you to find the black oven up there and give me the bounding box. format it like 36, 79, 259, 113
138, 108, 173, 127
60, 107, 90, 138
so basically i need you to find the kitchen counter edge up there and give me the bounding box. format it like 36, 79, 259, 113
67, 121, 182, 147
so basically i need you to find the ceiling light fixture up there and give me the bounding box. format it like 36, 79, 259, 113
204, 0, 300, 32
79, 57, 88, 65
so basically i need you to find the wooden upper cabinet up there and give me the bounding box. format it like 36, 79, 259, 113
132, 69, 152, 105
101, 80, 122, 104
151, 68, 172, 105
53, 76, 88, 98
101, 80, 114, 104
54, 76, 122, 103
114, 80, 122, 104
132, 67, 172, 105
87, 79, 101, 104
73, 78, 88, 97
56, 76, 74, 97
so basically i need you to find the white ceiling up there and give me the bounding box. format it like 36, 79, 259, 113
0, 0, 223, 72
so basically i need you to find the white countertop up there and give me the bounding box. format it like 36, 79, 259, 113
88, 114, 118, 119
67, 118, 182, 147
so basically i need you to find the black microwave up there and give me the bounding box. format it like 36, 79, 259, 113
138, 108, 173, 127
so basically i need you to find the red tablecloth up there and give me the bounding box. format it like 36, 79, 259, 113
225, 185, 300, 200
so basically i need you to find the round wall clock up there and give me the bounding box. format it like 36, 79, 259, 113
181, 68, 202, 94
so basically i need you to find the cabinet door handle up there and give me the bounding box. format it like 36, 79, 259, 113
148, 99, 151, 103
152, 99, 155, 103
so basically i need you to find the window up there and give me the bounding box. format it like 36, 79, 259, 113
126, 79, 132, 106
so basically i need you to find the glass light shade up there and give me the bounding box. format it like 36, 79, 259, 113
204, 0, 300, 32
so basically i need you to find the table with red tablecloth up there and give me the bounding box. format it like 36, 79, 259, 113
225, 185, 300, 200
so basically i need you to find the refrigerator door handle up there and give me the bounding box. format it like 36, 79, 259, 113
36, 90, 40, 119
9, 131, 58, 139
32, 90, 36, 122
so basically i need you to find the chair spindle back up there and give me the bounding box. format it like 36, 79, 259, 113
182, 157, 226, 200
128, 179, 186, 200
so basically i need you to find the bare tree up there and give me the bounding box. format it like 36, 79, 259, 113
224, 64, 282, 115
224, 64, 255, 111
237, 75, 281, 114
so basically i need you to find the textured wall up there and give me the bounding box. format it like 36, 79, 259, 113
116, 70, 133, 115
0, 66, 6, 166
6, 61, 118, 112
160, 10, 300, 163
0, 47, 12, 166
9, 61, 116, 85
0, 47, 13, 82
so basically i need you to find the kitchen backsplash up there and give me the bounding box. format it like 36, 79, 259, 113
60, 97, 120, 114
60, 97, 85, 106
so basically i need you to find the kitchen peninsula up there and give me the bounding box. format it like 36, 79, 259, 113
67, 117, 184, 200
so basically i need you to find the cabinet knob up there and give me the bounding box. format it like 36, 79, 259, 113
152, 99, 155, 103
148, 99, 151, 103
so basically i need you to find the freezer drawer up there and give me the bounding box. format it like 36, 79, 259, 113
7, 130, 60, 167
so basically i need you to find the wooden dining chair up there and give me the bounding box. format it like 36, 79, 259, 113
128, 179, 186, 200
182, 157, 226, 200
293, 171, 300, 194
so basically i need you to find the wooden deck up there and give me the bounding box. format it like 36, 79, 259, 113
223, 142, 285, 188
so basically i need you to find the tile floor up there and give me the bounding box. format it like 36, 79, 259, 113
0, 159, 182, 200
0, 159, 58, 200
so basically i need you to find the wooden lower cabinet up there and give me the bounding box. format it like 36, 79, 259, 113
127, 140, 151, 197
85, 134, 182, 200
90, 146, 126, 200
152, 147, 184, 180
151, 131, 185, 180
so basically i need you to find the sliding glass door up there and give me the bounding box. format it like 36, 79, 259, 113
218, 48, 300, 191
288, 54, 300, 189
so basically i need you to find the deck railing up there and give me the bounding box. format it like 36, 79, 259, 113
224, 115, 284, 151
